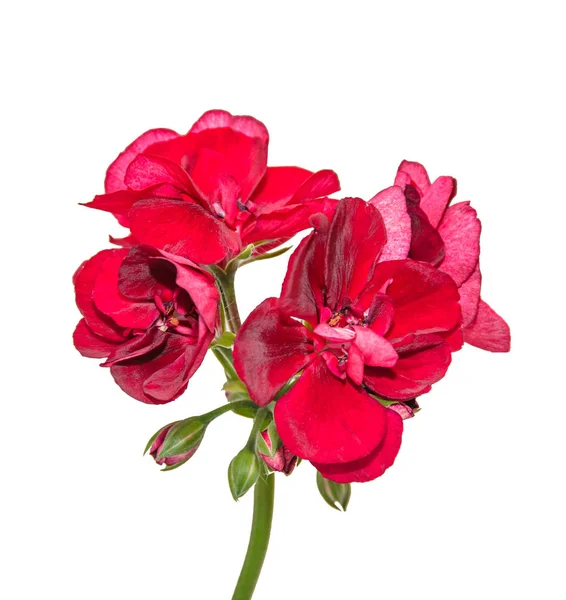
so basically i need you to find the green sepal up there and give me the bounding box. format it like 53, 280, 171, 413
316, 471, 351, 512
157, 417, 206, 460
222, 379, 248, 394
160, 458, 191, 472
143, 427, 165, 456
240, 245, 293, 266
211, 331, 236, 348
257, 420, 282, 457
273, 372, 301, 402
228, 448, 261, 501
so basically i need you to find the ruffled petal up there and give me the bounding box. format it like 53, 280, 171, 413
407, 203, 446, 266
129, 198, 241, 264
420, 176, 456, 228
464, 300, 511, 352
73, 319, 121, 358
438, 201, 481, 286
105, 128, 179, 193
83, 190, 144, 228
369, 185, 411, 261
124, 154, 196, 196
118, 246, 176, 301
274, 356, 388, 463
364, 260, 461, 342
313, 408, 403, 483
174, 264, 220, 333
189, 109, 269, 143
233, 298, 313, 406
325, 198, 386, 308
364, 341, 452, 400
250, 166, 314, 210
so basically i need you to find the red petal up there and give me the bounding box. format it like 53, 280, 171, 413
280, 219, 328, 323
275, 356, 388, 463
325, 198, 386, 308
369, 185, 411, 261
83, 190, 143, 227
73, 249, 126, 342
92, 250, 158, 329
352, 326, 398, 367
118, 247, 176, 301
459, 264, 482, 327
438, 202, 481, 286
395, 160, 431, 196
365, 260, 461, 341
124, 154, 195, 194
408, 203, 446, 265
250, 166, 314, 210
129, 198, 241, 264
364, 342, 452, 400
291, 169, 340, 203
73, 319, 121, 358
109, 333, 192, 404
105, 128, 179, 193
174, 264, 220, 333
464, 300, 511, 352
420, 176, 456, 228
233, 298, 312, 406
313, 409, 403, 483
189, 109, 269, 143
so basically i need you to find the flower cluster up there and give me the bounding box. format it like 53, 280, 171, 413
74, 109, 510, 491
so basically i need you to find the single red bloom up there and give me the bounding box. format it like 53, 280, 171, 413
371, 160, 510, 352
84, 110, 340, 264
73, 245, 219, 403
233, 198, 461, 482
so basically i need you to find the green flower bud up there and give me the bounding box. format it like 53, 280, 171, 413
145, 417, 206, 471
228, 447, 261, 500
316, 471, 351, 511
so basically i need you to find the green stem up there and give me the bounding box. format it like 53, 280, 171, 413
231, 472, 275, 600
201, 400, 257, 424
211, 346, 239, 380
212, 265, 241, 333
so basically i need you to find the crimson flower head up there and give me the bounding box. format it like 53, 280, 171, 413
73, 245, 219, 403
371, 160, 510, 352
85, 110, 340, 265
234, 198, 462, 483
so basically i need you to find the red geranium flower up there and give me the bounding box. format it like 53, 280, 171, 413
84, 110, 340, 264
233, 198, 461, 482
371, 160, 510, 352
73, 245, 219, 403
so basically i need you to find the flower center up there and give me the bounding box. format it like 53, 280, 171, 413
154, 295, 198, 337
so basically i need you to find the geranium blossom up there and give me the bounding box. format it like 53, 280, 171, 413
84, 110, 340, 264
234, 198, 462, 482
73, 245, 219, 403
371, 160, 510, 352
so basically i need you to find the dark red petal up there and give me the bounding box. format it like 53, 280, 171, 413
279, 217, 328, 323
438, 202, 481, 286
118, 246, 177, 301
325, 198, 387, 308
313, 408, 403, 483
369, 185, 411, 261
109, 333, 192, 404
105, 129, 179, 193
103, 329, 165, 366
73, 319, 121, 358
174, 264, 220, 333
464, 300, 511, 352
274, 356, 389, 464
73, 249, 127, 341
420, 176, 456, 228
407, 203, 446, 266
233, 298, 312, 406
129, 198, 241, 264
364, 342, 452, 400
92, 250, 158, 329
459, 264, 482, 327
365, 260, 461, 341
395, 160, 431, 196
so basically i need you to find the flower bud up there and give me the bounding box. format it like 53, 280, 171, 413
316, 471, 351, 511
145, 417, 206, 471
228, 447, 261, 500
388, 398, 420, 420
258, 427, 297, 475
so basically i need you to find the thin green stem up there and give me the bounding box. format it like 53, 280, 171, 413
212, 265, 241, 333
211, 346, 239, 380
201, 400, 257, 425
231, 472, 275, 600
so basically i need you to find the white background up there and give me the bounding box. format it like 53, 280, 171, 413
2, 1, 564, 599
